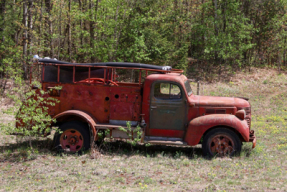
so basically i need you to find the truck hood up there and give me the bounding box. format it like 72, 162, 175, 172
191, 95, 250, 108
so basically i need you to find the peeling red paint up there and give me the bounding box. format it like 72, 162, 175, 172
17, 60, 256, 154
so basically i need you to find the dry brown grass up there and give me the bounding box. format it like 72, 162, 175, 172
1, 68, 287, 191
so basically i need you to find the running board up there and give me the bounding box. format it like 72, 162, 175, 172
145, 140, 187, 145
95, 124, 143, 140
144, 136, 186, 145
95, 124, 128, 129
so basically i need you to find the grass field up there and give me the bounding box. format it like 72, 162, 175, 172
1, 68, 287, 191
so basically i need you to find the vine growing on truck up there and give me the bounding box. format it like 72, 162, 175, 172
0, 77, 61, 149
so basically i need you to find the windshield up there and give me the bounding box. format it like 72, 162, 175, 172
184, 80, 192, 96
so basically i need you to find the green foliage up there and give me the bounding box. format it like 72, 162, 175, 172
1, 0, 287, 75
1, 78, 60, 148
192, 0, 254, 67
118, 121, 142, 147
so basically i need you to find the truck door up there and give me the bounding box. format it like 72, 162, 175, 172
149, 82, 186, 137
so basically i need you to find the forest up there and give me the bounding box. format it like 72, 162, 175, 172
0, 0, 287, 81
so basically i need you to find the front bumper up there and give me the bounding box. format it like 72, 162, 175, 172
249, 130, 256, 148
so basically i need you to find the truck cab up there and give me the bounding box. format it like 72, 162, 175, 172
18, 57, 256, 157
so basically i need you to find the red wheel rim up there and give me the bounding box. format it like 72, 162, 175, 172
60, 129, 84, 152
209, 134, 235, 156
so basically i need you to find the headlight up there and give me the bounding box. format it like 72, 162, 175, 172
235, 109, 246, 120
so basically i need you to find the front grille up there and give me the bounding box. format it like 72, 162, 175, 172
245, 107, 251, 128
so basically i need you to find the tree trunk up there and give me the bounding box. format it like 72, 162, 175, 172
284, 34, 286, 66
38, 0, 43, 56
79, 0, 83, 58
111, 5, 119, 61
0, 0, 6, 83
0, 0, 6, 43
113, 7, 126, 62
58, 0, 62, 59
44, 0, 53, 58
213, 0, 219, 65
90, 0, 99, 62
278, 55, 281, 73
68, 0, 72, 61
23, 0, 28, 79
222, 0, 226, 33
28, 0, 33, 57
201, 0, 205, 58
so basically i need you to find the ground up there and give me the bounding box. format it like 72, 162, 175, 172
1, 68, 287, 191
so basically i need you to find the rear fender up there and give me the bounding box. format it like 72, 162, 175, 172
53, 110, 97, 138
184, 114, 249, 146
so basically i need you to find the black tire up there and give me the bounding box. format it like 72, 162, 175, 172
53, 121, 90, 153
202, 128, 242, 157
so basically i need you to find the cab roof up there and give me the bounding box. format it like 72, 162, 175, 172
146, 73, 187, 84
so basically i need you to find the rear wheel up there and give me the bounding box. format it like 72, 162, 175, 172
202, 128, 242, 157
53, 121, 90, 153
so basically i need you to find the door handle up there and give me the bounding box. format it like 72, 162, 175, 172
151, 106, 157, 109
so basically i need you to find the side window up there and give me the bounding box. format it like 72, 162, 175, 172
154, 82, 182, 99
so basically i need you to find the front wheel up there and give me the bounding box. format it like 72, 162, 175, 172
53, 121, 90, 153
202, 128, 242, 157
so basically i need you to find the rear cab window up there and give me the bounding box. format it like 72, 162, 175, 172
154, 82, 182, 99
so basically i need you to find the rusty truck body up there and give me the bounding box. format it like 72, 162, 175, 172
20, 57, 256, 156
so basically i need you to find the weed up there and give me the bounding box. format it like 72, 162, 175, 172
182, 158, 190, 166
174, 151, 183, 159
115, 177, 125, 184
143, 177, 154, 184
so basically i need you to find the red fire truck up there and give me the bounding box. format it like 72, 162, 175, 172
20, 57, 256, 157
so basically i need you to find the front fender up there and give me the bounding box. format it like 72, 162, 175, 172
184, 114, 249, 146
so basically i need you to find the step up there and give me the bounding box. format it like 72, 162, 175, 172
144, 136, 186, 145
144, 136, 182, 142
95, 124, 129, 129
95, 120, 138, 129
145, 140, 187, 146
